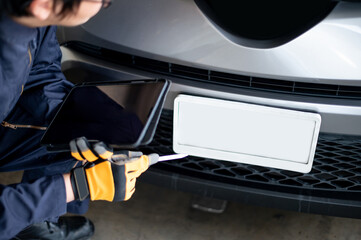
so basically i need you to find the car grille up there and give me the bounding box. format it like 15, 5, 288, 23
65, 41, 361, 100
140, 109, 361, 200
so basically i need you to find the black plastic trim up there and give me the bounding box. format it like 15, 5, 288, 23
140, 168, 361, 219
64, 42, 361, 100
138, 109, 361, 218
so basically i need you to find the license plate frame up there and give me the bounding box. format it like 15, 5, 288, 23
173, 95, 321, 173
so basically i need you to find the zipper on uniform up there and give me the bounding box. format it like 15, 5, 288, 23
1, 121, 47, 130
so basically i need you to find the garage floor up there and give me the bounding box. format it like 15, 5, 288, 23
2, 171, 361, 240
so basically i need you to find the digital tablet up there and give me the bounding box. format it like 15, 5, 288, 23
41, 79, 170, 151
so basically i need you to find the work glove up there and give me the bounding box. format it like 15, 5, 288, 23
69, 137, 158, 202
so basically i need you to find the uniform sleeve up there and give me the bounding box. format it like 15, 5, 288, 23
0, 174, 67, 239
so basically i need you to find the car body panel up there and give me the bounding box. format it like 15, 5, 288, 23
58, 0, 361, 83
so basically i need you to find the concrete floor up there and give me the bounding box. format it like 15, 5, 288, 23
85, 182, 361, 240
2, 171, 361, 240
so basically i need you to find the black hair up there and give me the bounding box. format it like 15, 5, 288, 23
0, 0, 82, 18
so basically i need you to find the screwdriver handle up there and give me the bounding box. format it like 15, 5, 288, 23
111, 153, 187, 166
111, 153, 159, 166
147, 153, 160, 166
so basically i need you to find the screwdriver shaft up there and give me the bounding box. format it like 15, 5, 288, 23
158, 154, 188, 162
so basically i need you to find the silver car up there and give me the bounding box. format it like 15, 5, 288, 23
58, 0, 361, 218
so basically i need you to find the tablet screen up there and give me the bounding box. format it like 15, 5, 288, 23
41, 80, 168, 149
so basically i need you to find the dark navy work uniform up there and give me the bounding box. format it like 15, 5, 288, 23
0, 15, 88, 239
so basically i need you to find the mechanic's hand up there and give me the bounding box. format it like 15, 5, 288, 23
85, 151, 154, 201
69, 137, 113, 162
69, 137, 159, 202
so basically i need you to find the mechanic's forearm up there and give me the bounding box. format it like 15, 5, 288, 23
63, 173, 75, 203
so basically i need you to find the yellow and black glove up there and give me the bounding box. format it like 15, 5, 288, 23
69, 137, 158, 202
69, 137, 113, 162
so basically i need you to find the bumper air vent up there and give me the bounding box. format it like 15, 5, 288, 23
140, 109, 361, 200
65, 41, 361, 100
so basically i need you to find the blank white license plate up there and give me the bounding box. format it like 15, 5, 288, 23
173, 95, 321, 173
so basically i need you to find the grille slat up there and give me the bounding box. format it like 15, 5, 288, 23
66, 42, 361, 100
140, 110, 361, 199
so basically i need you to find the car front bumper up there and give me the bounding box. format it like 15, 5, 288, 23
61, 44, 361, 218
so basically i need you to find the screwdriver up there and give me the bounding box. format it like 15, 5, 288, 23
110, 152, 188, 166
